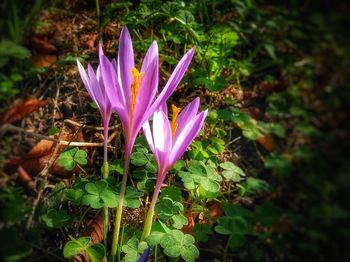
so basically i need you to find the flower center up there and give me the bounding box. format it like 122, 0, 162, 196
130, 67, 144, 123
170, 104, 181, 139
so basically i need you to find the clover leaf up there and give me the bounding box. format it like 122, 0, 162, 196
63, 236, 105, 262
160, 230, 199, 262
58, 147, 87, 171
220, 161, 245, 182
42, 209, 72, 228
155, 197, 183, 220
82, 180, 118, 208
179, 161, 222, 198
121, 237, 148, 262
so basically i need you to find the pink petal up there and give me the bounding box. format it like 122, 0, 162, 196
146, 47, 195, 119
169, 110, 207, 166
132, 55, 158, 135
152, 110, 172, 173
174, 97, 200, 142
118, 26, 134, 110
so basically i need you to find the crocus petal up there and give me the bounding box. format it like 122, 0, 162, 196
141, 41, 158, 74
145, 47, 196, 121
174, 97, 200, 142
87, 64, 104, 107
142, 120, 158, 163
169, 110, 207, 166
132, 55, 158, 134
77, 60, 95, 101
118, 26, 134, 109
152, 110, 172, 172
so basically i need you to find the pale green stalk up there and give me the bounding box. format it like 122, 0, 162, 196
111, 153, 131, 261
141, 175, 163, 241
102, 125, 109, 250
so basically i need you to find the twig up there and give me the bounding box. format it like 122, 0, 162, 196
1, 124, 118, 147
64, 119, 120, 131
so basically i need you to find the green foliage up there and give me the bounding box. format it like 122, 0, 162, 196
193, 223, 213, 242
63, 237, 105, 262
179, 160, 222, 198
58, 147, 88, 171
0, 229, 32, 262
220, 161, 245, 182
215, 204, 253, 249
82, 180, 118, 208
147, 222, 199, 262
42, 209, 72, 228
0, 187, 30, 223
121, 237, 148, 262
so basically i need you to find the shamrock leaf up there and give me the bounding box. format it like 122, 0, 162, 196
179, 161, 222, 198
193, 223, 213, 242
63, 237, 105, 262
171, 214, 188, 229
220, 161, 245, 182
155, 197, 183, 220
121, 237, 148, 262
66, 188, 84, 206
58, 147, 87, 171
82, 180, 117, 208
160, 230, 199, 262
42, 209, 72, 228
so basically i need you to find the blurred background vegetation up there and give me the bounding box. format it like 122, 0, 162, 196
1, 0, 349, 261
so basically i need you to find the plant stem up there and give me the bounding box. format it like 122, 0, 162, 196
95, 0, 100, 28
111, 152, 131, 261
140, 176, 163, 241
102, 123, 109, 251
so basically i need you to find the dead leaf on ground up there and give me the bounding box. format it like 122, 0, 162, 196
209, 201, 223, 222
257, 134, 277, 151
73, 216, 104, 262
17, 165, 35, 193
5, 126, 85, 178
181, 214, 196, 235
33, 54, 57, 67
87, 33, 97, 49
0, 98, 47, 125
31, 36, 57, 54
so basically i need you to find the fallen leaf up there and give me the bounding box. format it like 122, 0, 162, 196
5, 126, 85, 178
181, 214, 195, 235
209, 202, 223, 222
33, 54, 57, 67
73, 216, 104, 262
17, 166, 35, 193
87, 33, 97, 49
31, 36, 57, 54
0, 98, 47, 125
257, 134, 277, 151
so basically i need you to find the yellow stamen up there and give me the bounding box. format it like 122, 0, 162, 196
130, 67, 144, 123
170, 104, 181, 139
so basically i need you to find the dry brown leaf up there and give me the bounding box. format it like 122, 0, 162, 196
73, 216, 104, 262
181, 214, 195, 235
209, 201, 223, 222
87, 33, 97, 49
33, 54, 57, 67
5, 126, 85, 178
31, 36, 57, 54
17, 165, 35, 193
0, 98, 47, 125
257, 134, 277, 151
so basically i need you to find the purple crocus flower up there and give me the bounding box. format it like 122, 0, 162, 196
99, 26, 195, 159
106, 26, 196, 258
141, 98, 207, 240
77, 44, 112, 176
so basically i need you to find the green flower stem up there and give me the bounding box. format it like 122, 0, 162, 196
111, 154, 130, 261
102, 125, 109, 250
141, 176, 163, 241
